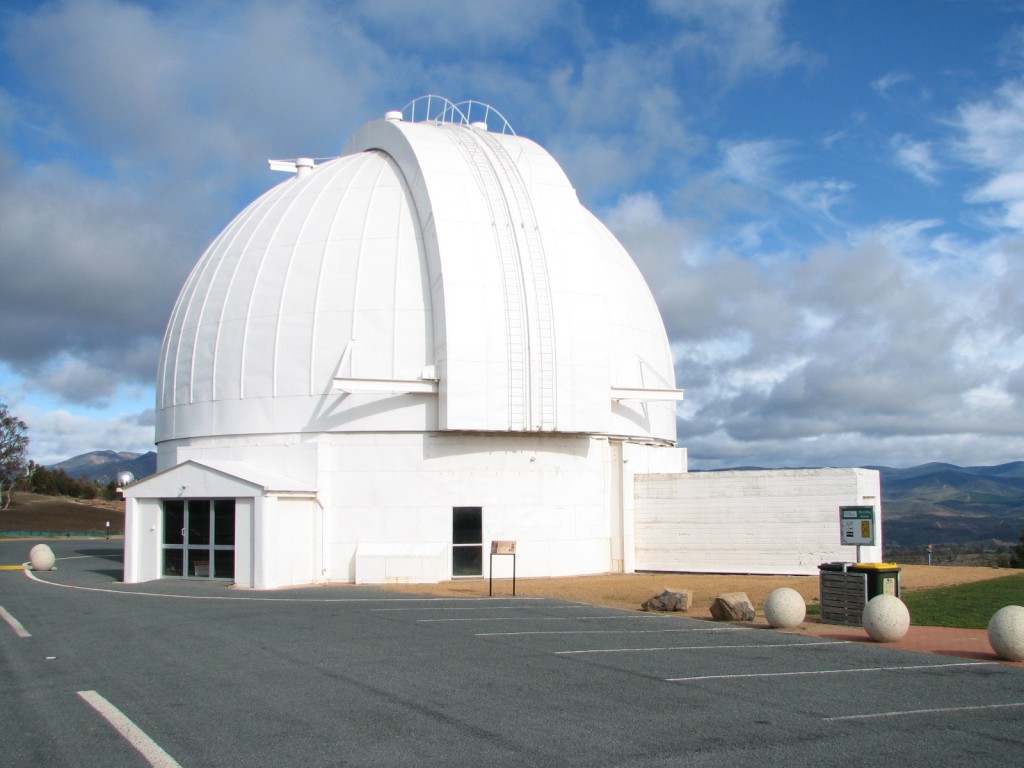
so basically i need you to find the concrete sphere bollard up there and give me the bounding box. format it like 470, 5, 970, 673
862, 594, 910, 642
29, 543, 56, 572
764, 587, 806, 628
987, 605, 1024, 662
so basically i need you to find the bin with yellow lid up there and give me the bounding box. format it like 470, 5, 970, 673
849, 562, 900, 599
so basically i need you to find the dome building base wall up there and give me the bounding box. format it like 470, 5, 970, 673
155, 432, 676, 586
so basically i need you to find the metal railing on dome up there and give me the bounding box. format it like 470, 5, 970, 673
401, 95, 516, 135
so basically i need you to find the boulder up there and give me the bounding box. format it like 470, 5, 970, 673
764, 587, 806, 628
862, 594, 910, 642
642, 589, 693, 612
710, 592, 755, 622
29, 544, 56, 572
988, 605, 1024, 661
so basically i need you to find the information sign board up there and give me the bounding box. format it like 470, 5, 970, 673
840, 506, 875, 546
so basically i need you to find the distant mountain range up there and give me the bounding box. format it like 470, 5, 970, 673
50, 450, 157, 486
868, 462, 1024, 548
51, 452, 1024, 548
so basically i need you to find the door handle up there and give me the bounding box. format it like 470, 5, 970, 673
182, 528, 186, 538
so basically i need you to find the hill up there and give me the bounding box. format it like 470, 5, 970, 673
50, 450, 157, 486
871, 462, 1024, 548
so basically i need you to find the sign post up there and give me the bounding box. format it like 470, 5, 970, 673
489, 541, 516, 596
839, 506, 876, 564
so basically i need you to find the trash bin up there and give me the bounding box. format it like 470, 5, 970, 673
849, 562, 900, 599
818, 562, 863, 624
818, 561, 851, 572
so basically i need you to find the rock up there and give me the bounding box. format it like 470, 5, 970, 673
642, 589, 693, 612
764, 587, 806, 628
709, 592, 755, 622
987, 605, 1024, 661
862, 594, 910, 642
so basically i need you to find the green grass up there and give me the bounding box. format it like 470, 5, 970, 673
903, 574, 1024, 629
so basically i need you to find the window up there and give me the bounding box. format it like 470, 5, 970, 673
162, 499, 235, 579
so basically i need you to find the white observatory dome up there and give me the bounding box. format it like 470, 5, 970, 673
125, 101, 874, 591
156, 98, 679, 448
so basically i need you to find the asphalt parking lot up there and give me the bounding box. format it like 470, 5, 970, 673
2, 539, 1022, 767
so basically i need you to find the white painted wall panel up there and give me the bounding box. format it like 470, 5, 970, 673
123, 498, 163, 583
262, 497, 319, 589
634, 468, 882, 575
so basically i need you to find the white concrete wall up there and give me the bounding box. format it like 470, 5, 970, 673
323, 432, 617, 581
634, 468, 882, 575
354, 543, 448, 584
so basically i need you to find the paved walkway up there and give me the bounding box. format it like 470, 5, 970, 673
795, 618, 1024, 668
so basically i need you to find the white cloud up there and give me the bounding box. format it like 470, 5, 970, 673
20, 405, 154, 467
348, 0, 575, 54
891, 133, 939, 184
955, 79, 1024, 229
782, 179, 853, 221
719, 139, 789, 187
718, 142, 853, 224
543, 45, 700, 201
871, 70, 930, 107
605, 182, 1024, 468
0, 160, 190, 377
872, 71, 912, 98
2, 0, 407, 192
654, 0, 807, 82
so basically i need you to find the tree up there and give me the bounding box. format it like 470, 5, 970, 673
0, 401, 29, 510
1010, 527, 1024, 569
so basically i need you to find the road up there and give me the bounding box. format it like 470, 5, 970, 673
1, 539, 1022, 767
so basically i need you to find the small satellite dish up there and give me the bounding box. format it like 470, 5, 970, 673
116, 471, 135, 488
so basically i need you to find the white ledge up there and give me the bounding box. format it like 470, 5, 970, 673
334, 377, 439, 394
611, 386, 685, 402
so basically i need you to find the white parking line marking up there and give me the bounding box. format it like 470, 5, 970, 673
825, 701, 1024, 722
23, 569, 541, 603
668, 661, 998, 682
420, 614, 677, 623
77, 690, 183, 768
373, 605, 589, 612
559, 641, 848, 655
0, 605, 31, 638
477, 627, 750, 637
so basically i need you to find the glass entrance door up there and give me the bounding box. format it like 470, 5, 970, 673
162, 499, 235, 579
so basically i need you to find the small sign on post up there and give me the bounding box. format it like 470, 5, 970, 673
489, 540, 516, 596
840, 505, 876, 563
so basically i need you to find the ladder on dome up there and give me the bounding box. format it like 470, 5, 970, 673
474, 128, 557, 431
444, 127, 528, 430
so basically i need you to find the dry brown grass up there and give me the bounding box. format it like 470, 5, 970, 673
385, 564, 1024, 614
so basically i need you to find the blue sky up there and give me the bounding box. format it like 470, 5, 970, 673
3, 0, 1024, 469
